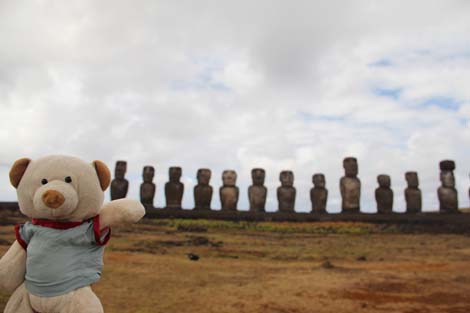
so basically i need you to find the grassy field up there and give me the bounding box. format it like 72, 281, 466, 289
1, 219, 470, 312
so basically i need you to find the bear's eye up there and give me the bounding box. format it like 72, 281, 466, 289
41, 178, 48, 185
64, 176, 72, 183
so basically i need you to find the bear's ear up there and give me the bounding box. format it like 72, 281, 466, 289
9, 158, 32, 188
92, 160, 111, 191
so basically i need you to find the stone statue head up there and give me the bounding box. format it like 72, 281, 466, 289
169, 167, 182, 183
197, 168, 211, 186
222, 170, 237, 187
115, 161, 127, 179
142, 166, 155, 183
251, 168, 265, 186
377, 174, 391, 188
405, 171, 419, 188
439, 160, 456, 188
440, 171, 455, 188
312, 174, 325, 188
343, 157, 358, 177
279, 170, 294, 187
439, 160, 455, 172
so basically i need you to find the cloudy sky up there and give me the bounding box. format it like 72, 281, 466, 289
0, 0, 469, 212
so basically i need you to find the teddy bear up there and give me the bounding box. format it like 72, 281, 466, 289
0, 155, 146, 313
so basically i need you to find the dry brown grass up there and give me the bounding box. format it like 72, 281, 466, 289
1, 219, 470, 312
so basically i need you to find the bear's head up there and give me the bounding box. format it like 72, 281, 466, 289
9, 155, 111, 222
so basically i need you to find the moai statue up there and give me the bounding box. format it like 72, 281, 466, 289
140, 166, 156, 207
404, 171, 421, 213
340, 157, 361, 213
165, 167, 184, 209
194, 168, 213, 210
310, 174, 328, 214
438, 160, 458, 213
220, 170, 239, 211
110, 160, 128, 200
277, 170, 296, 213
248, 168, 267, 212
375, 174, 393, 213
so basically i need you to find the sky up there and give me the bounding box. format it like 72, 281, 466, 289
0, 0, 469, 212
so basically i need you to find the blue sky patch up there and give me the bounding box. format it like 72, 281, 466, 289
169, 79, 231, 92
296, 111, 346, 123
420, 96, 460, 111
169, 55, 231, 92
369, 58, 393, 67
373, 87, 402, 100
413, 49, 432, 56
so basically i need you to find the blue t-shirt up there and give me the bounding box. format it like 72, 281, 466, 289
15, 216, 111, 297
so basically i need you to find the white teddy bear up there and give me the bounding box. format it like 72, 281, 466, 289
0, 155, 145, 313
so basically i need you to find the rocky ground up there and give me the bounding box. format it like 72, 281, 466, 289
1, 218, 470, 313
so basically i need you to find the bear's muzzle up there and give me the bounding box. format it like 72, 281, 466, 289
42, 190, 65, 209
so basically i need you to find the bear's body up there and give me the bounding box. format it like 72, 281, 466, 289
0, 155, 145, 313
16, 217, 109, 297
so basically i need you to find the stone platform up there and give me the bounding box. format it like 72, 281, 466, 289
2, 201, 470, 228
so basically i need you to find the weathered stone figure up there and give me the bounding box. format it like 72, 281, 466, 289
248, 168, 267, 212
220, 170, 239, 211
438, 160, 458, 213
340, 157, 361, 213
165, 167, 184, 209
375, 174, 393, 213
405, 171, 421, 213
140, 166, 156, 207
310, 173, 328, 214
194, 168, 213, 210
110, 160, 128, 200
277, 170, 296, 213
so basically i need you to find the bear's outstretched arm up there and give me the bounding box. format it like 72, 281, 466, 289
99, 198, 145, 228
0, 241, 26, 292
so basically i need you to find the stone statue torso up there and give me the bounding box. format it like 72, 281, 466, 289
194, 185, 213, 210
277, 186, 296, 212
110, 179, 128, 200
405, 188, 421, 213
140, 183, 155, 206
438, 187, 458, 213
311, 188, 327, 213
340, 177, 360, 212
375, 188, 393, 213
165, 182, 184, 208
248, 185, 267, 212
220, 186, 239, 210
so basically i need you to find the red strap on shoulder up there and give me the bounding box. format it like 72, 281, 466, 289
14, 224, 28, 250
92, 215, 111, 246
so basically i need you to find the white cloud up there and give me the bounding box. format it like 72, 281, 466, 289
0, 0, 469, 212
